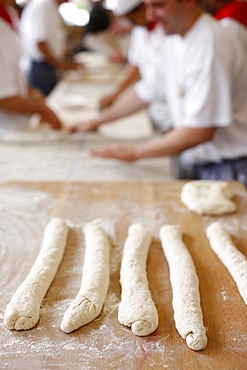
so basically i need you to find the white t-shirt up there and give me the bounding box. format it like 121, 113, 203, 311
136, 13, 247, 165
0, 19, 30, 136
128, 24, 166, 79
128, 24, 171, 132
19, 0, 66, 63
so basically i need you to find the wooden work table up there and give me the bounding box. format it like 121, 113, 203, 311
0, 181, 246, 369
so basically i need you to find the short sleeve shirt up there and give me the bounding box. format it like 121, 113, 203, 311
135, 14, 247, 165
20, 0, 66, 62
128, 24, 166, 79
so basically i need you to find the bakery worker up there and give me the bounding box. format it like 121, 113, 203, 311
100, 0, 171, 133
70, 0, 247, 186
19, 0, 82, 96
85, 0, 111, 34
0, 0, 62, 137
200, 0, 247, 53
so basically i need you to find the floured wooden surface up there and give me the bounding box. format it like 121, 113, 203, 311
46, 79, 154, 140
0, 181, 246, 369
1, 127, 83, 143
0, 131, 170, 182
46, 50, 153, 139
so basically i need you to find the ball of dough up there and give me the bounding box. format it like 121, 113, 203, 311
180, 180, 236, 215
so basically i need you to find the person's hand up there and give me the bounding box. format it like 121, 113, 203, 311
61, 60, 84, 72
69, 119, 99, 133
31, 90, 63, 130
40, 106, 63, 130
90, 144, 139, 162
99, 92, 119, 109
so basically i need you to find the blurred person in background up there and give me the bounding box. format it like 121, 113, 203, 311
85, 0, 111, 34
99, 0, 172, 133
70, 0, 247, 185
200, 0, 247, 53
19, 0, 82, 96
0, 0, 62, 137
81, 0, 131, 61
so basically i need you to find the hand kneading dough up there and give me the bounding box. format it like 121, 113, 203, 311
180, 180, 236, 215
60, 222, 111, 333
206, 222, 247, 305
159, 225, 207, 351
118, 223, 158, 336
4, 218, 69, 330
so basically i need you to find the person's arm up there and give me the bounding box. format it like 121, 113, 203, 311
0, 91, 62, 130
70, 88, 147, 132
90, 126, 216, 161
108, 49, 126, 63
0, 87, 46, 113
100, 65, 140, 109
38, 42, 82, 72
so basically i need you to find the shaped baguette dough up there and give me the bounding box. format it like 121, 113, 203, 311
118, 223, 158, 336
206, 222, 247, 305
4, 218, 69, 330
180, 180, 236, 215
60, 222, 110, 333
159, 225, 207, 350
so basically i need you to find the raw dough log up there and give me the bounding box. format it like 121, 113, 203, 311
180, 180, 236, 215
206, 222, 247, 305
159, 225, 207, 350
60, 222, 111, 333
118, 223, 158, 336
4, 218, 69, 330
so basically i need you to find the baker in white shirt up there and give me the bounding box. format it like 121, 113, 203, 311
70, 0, 247, 185
19, 0, 81, 96
100, 0, 171, 132
0, 0, 62, 137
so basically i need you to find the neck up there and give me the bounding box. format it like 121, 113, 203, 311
181, 7, 203, 36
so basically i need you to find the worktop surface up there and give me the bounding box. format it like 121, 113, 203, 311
0, 181, 246, 369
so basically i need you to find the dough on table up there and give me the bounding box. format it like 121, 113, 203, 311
118, 223, 158, 336
159, 225, 207, 351
180, 180, 236, 215
4, 218, 69, 330
60, 222, 111, 333
206, 221, 247, 305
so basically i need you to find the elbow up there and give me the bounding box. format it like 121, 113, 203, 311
196, 127, 216, 144
204, 127, 216, 142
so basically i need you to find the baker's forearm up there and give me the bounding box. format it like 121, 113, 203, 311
38, 42, 63, 69
136, 126, 216, 159
0, 95, 45, 114
95, 88, 147, 127
116, 65, 140, 95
